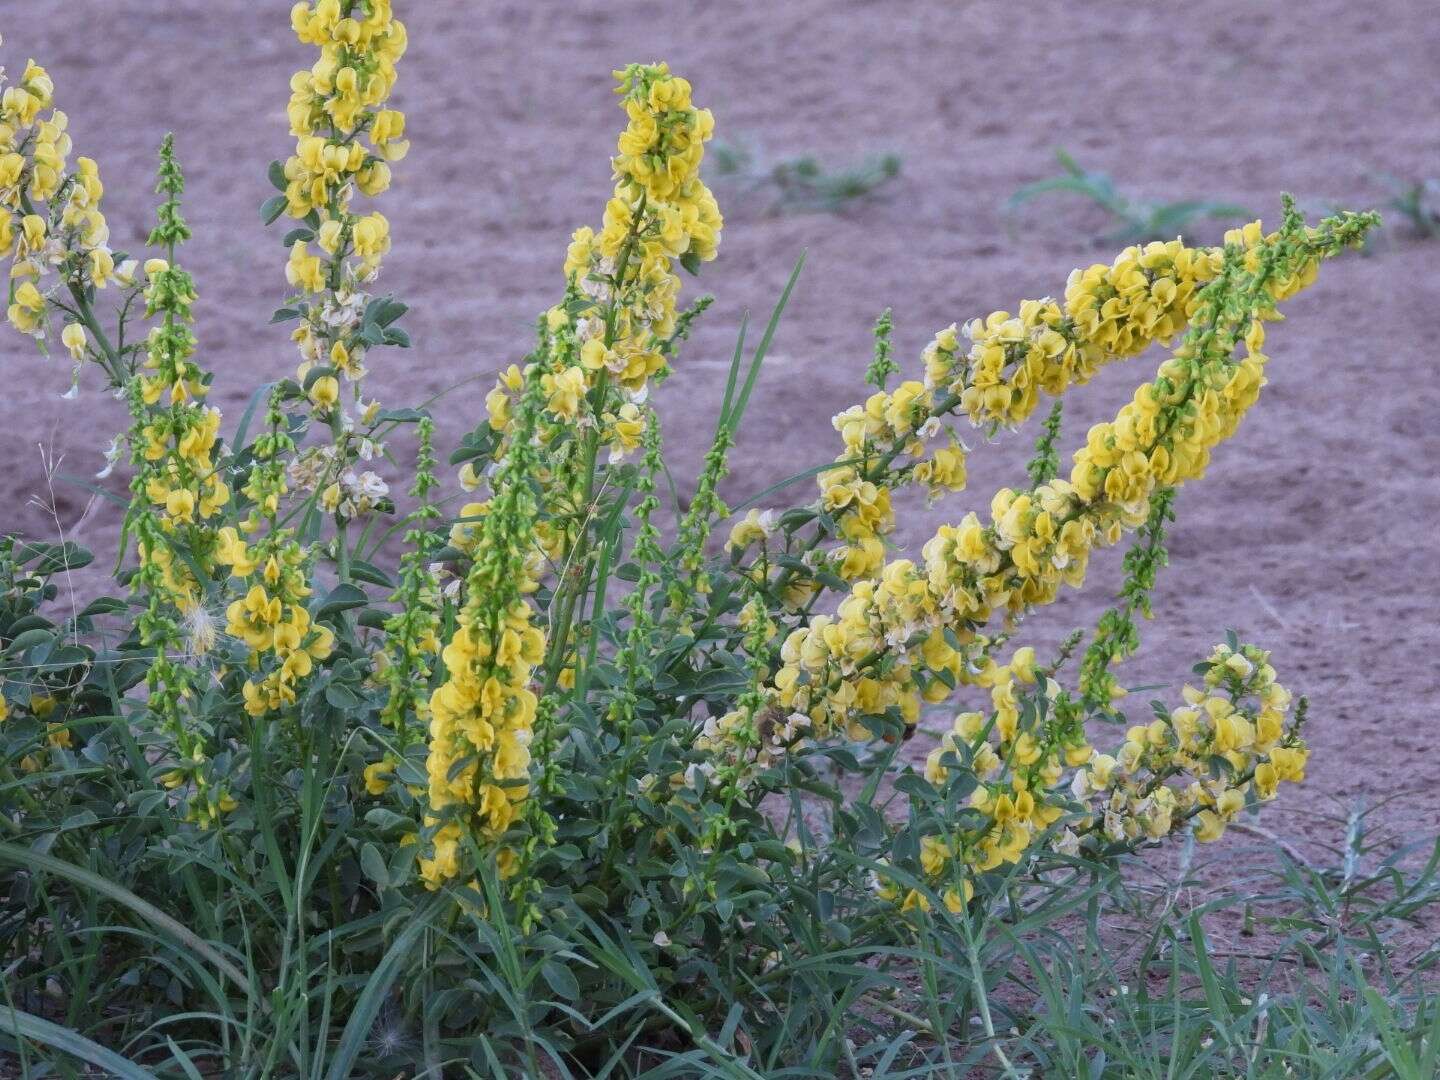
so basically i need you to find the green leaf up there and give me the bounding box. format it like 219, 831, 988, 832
348, 560, 394, 588
367, 297, 408, 327
267, 159, 288, 192
4, 627, 54, 655
373, 407, 426, 424
31, 542, 94, 574
78, 596, 128, 618
233, 380, 279, 451
8, 613, 54, 636
364, 807, 413, 832
718, 252, 805, 439
324, 682, 362, 711
360, 842, 390, 888
893, 773, 936, 800
318, 583, 369, 617
541, 959, 581, 1003
260, 194, 289, 226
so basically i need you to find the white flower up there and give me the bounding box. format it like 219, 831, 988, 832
95, 435, 123, 479
1103, 808, 1125, 841
355, 471, 388, 500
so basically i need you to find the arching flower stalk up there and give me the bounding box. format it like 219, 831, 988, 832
730, 206, 1375, 768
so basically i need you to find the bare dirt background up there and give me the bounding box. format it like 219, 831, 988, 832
4, 1, 1438, 903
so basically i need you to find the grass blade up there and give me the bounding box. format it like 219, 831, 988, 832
0, 1007, 157, 1079
0, 841, 247, 993
322, 893, 447, 1080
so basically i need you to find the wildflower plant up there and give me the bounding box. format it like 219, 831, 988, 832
0, 8, 1387, 1075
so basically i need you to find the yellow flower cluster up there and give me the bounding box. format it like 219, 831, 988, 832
134, 402, 227, 602
217, 526, 335, 717
283, 0, 407, 391
2, 59, 124, 364
128, 143, 229, 623
1071, 641, 1307, 847
485, 64, 721, 464
884, 638, 1306, 913
748, 210, 1369, 755
811, 380, 969, 582
455, 64, 724, 694
918, 666, 1090, 901
420, 592, 545, 887
213, 396, 332, 718
929, 239, 1224, 430
783, 238, 1226, 595
421, 370, 550, 889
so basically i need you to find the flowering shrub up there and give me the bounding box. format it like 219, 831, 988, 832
0, 4, 1379, 1073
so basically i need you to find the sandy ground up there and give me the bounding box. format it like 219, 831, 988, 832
4, 1, 1438, 897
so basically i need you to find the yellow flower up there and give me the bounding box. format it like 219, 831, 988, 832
1194, 810, 1226, 843
309, 374, 340, 409
364, 759, 395, 796
725, 508, 776, 552
60, 323, 87, 360
285, 241, 326, 293
542, 365, 587, 420
7, 280, 45, 333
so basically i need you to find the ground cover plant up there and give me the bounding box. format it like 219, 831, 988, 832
1007, 150, 1254, 245
1378, 174, 1440, 239
0, 3, 1426, 1077
706, 139, 902, 214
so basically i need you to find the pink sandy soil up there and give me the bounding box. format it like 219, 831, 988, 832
4, 1, 1438, 922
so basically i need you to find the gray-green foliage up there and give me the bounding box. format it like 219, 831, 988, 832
1380, 175, 1440, 238
1009, 149, 1253, 245
708, 138, 902, 214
